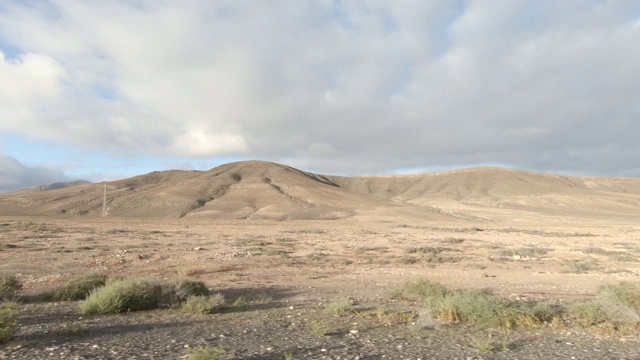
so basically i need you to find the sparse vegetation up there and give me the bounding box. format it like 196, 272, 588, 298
0, 301, 18, 343
394, 280, 557, 330
232, 296, 246, 311
255, 293, 273, 304
0, 274, 21, 300
184, 346, 225, 360
472, 336, 496, 354
565, 258, 599, 273
404, 246, 463, 263
570, 282, 640, 330
0, 183, 639, 357
53, 273, 107, 301
308, 320, 330, 337
393, 280, 640, 334
580, 247, 639, 262
374, 308, 417, 324
468, 263, 488, 270
325, 298, 354, 316
442, 237, 465, 244
177, 265, 208, 277
496, 247, 551, 258
79, 277, 209, 315
62, 322, 87, 336
392, 279, 450, 301
354, 246, 387, 253
181, 294, 226, 314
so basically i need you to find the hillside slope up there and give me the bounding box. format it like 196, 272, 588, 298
1, 161, 639, 221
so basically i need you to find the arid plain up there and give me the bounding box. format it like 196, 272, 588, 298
1, 160, 640, 359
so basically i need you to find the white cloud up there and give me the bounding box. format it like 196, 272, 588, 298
0, 153, 68, 191
0, 1, 639, 176
0, 52, 65, 127
171, 130, 248, 158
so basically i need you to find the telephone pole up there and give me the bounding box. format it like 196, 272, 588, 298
102, 182, 107, 217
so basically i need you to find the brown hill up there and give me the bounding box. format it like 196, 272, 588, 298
328, 167, 640, 221
1, 161, 639, 222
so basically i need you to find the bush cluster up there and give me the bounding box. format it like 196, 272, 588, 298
396, 279, 556, 330
80, 278, 209, 315
396, 279, 640, 332
53, 274, 108, 301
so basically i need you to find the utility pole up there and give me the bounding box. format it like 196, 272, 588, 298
102, 182, 107, 217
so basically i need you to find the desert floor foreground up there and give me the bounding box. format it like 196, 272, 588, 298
1, 215, 640, 359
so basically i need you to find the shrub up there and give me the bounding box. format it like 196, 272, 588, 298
598, 282, 640, 311
173, 280, 209, 302
571, 302, 607, 327
184, 346, 225, 360
255, 293, 273, 304
0, 274, 21, 300
0, 301, 18, 343
232, 296, 246, 311
392, 279, 450, 301
181, 294, 225, 314
375, 308, 417, 324
80, 277, 209, 315
570, 282, 640, 327
397, 280, 556, 330
325, 299, 353, 315
308, 320, 330, 337
62, 322, 86, 336
54, 274, 107, 301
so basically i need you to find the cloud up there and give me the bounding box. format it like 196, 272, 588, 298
0, 1, 639, 176
0, 154, 68, 192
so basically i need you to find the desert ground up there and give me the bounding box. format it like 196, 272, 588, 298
1, 161, 640, 359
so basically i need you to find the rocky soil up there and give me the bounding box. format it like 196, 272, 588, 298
2, 293, 640, 360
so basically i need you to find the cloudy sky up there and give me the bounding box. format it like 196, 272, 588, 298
1, 1, 639, 191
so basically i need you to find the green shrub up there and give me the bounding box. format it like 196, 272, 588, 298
173, 280, 210, 302
392, 279, 450, 301
571, 302, 607, 326
308, 320, 330, 337
397, 280, 556, 330
232, 296, 246, 311
54, 274, 107, 301
325, 298, 354, 315
184, 346, 225, 360
0, 301, 18, 343
181, 294, 225, 314
62, 322, 86, 336
80, 277, 209, 315
597, 282, 640, 311
570, 282, 640, 327
0, 274, 21, 300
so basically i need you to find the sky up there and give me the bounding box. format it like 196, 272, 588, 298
1, 1, 640, 191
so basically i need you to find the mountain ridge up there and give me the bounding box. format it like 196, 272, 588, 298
1, 160, 639, 221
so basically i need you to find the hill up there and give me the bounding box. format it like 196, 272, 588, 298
0, 161, 639, 221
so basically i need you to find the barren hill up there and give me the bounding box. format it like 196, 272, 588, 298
1, 160, 639, 222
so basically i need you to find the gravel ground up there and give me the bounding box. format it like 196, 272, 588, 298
2, 299, 640, 360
